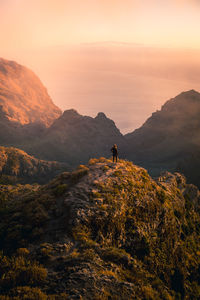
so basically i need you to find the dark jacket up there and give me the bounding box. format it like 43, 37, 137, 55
111, 146, 118, 156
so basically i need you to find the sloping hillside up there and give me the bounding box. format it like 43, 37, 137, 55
0, 146, 68, 184
0, 57, 122, 169
0, 60, 200, 190
23, 110, 125, 166
0, 58, 61, 126
124, 90, 200, 185
0, 158, 200, 299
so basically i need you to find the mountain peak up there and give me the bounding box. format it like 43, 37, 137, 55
0, 57, 61, 126
124, 89, 200, 186
95, 112, 107, 119
181, 89, 199, 96
173, 89, 200, 101
161, 89, 200, 112
62, 109, 80, 118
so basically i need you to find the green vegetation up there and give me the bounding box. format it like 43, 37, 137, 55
0, 146, 67, 184
0, 158, 200, 299
53, 184, 68, 196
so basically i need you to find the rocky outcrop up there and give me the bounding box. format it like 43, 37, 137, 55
0, 158, 200, 299
0, 58, 61, 126
124, 90, 200, 186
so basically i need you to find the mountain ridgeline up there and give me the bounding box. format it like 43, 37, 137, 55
0, 106, 125, 169
0, 57, 200, 186
1, 59, 200, 299
0, 158, 200, 299
1, 93, 200, 187
24, 109, 125, 166
124, 89, 200, 186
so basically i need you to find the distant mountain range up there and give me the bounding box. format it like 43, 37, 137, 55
1, 59, 200, 298
0, 57, 200, 186
24, 109, 125, 167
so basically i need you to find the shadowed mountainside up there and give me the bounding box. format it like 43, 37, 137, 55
0, 146, 68, 184
0, 58, 200, 188
0, 58, 61, 126
124, 90, 200, 186
1, 88, 200, 188
0, 105, 47, 146
0, 158, 200, 299
20, 109, 125, 167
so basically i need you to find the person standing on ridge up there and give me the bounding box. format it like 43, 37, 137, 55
111, 144, 118, 163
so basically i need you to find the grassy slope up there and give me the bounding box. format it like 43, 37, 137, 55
0, 158, 200, 299
0, 146, 68, 184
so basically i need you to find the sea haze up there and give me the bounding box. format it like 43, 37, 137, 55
16, 43, 200, 134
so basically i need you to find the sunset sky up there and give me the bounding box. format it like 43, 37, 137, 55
1, 0, 200, 132
1, 0, 200, 49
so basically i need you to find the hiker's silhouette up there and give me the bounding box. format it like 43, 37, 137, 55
111, 144, 118, 162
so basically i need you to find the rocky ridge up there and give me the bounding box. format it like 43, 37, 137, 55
0, 158, 200, 299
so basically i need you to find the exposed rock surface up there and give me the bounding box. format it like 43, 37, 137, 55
0, 58, 61, 126
124, 90, 200, 186
0, 146, 68, 184
0, 158, 200, 299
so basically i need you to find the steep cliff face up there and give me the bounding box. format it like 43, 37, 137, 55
0, 158, 200, 299
0, 58, 61, 126
124, 90, 200, 184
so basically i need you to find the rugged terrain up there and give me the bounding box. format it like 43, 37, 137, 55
0, 57, 200, 189
0, 158, 200, 299
0, 58, 61, 126
124, 90, 200, 186
23, 110, 125, 167
0, 102, 124, 169
0, 146, 68, 184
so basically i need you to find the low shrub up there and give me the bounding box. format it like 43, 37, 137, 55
156, 189, 168, 204
0, 255, 47, 292
16, 248, 30, 257
102, 247, 130, 265
70, 166, 89, 185
9, 286, 47, 300
53, 184, 68, 196
89, 158, 99, 165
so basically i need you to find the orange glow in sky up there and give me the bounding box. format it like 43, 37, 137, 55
1, 0, 200, 51
1, 0, 200, 133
